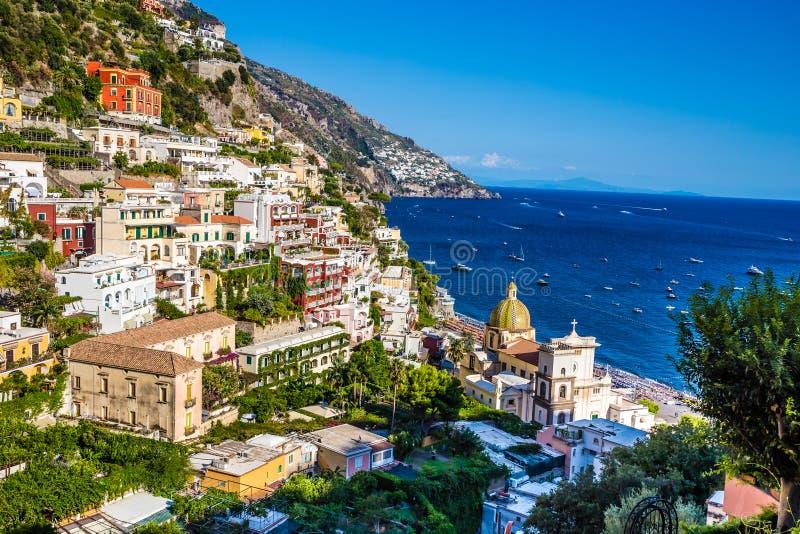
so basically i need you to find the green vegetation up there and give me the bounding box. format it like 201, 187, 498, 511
524, 417, 723, 534
0, 421, 190, 530
154, 298, 187, 320
0, 367, 67, 422
367, 191, 391, 202
676, 272, 800, 531
126, 161, 181, 178
202, 364, 241, 410
639, 398, 660, 414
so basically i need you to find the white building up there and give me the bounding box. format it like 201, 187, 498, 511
83, 126, 141, 162
56, 254, 156, 334
233, 191, 303, 244
0, 152, 47, 197
536, 418, 648, 480
482, 480, 557, 534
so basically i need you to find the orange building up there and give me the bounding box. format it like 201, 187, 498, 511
86, 61, 162, 124
139, 0, 166, 17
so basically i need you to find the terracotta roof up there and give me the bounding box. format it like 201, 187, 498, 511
96, 312, 236, 348
236, 157, 258, 168
501, 338, 541, 366
0, 152, 43, 162
114, 179, 154, 189
174, 215, 200, 225
210, 215, 253, 225
69, 339, 203, 376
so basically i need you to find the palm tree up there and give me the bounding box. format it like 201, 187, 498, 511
31, 297, 61, 329
447, 337, 468, 366
388, 359, 405, 432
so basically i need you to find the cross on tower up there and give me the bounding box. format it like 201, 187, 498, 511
571, 319, 578, 333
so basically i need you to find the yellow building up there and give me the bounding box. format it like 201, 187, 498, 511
191, 439, 302, 499
0, 311, 51, 372
0, 78, 22, 129
245, 126, 271, 146
484, 281, 536, 352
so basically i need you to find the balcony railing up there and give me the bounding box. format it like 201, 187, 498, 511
185, 398, 196, 409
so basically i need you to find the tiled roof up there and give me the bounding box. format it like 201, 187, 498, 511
235, 157, 258, 168
0, 152, 43, 162
210, 215, 254, 225
114, 179, 154, 189
69, 339, 203, 376
174, 215, 200, 225
501, 338, 540, 366
96, 312, 236, 348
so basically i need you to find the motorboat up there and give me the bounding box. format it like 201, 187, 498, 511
603, 286, 613, 291
654, 260, 663, 271
543, 273, 550, 278
537, 279, 549, 286
612, 301, 621, 307
688, 258, 704, 264
669, 279, 680, 285
733, 286, 744, 291
629, 281, 640, 287
666, 305, 676, 311
557, 211, 565, 218
508, 246, 525, 262
633, 307, 643, 313
584, 294, 592, 298
601, 258, 609, 263
747, 265, 764, 276
573, 263, 580, 269
451, 264, 472, 272
667, 293, 678, 300
680, 310, 690, 315
665, 286, 673, 292
685, 273, 695, 277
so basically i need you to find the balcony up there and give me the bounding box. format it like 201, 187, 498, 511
185, 425, 197, 435
185, 398, 196, 409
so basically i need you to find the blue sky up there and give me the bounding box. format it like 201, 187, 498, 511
194, 1, 799, 199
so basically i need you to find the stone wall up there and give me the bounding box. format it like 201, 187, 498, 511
237, 315, 303, 343
58, 169, 117, 186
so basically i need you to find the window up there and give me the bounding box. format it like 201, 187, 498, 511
501, 362, 507, 371
192, 234, 199, 242
73, 376, 81, 390
204, 341, 210, 355
186, 383, 193, 401
507, 399, 515, 406
129, 411, 137, 425
593, 438, 600, 445
520, 369, 526, 378
561, 368, 566, 376
543, 366, 548, 375
128, 382, 136, 398
288, 454, 294, 464
186, 412, 192, 430
185, 347, 191, 359
277, 464, 282, 473
246, 355, 252, 365
31, 343, 39, 357
5, 102, 17, 116
593, 387, 601, 395
37, 213, 46, 221
111, 74, 117, 84
559, 385, 567, 399
159, 385, 167, 403
204, 213, 209, 223
74, 403, 81, 416
511, 365, 516, 373
101, 406, 108, 419
76, 227, 85, 239
245, 232, 250, 243
226, 232, 234, 240
354, 456, 363, 470
204, 232, 209, 241
539, 383, 547, 398
100, 377, 108, 393
223, 336, 229, 349
4, 349, 12, 362
177, 245, 185, 256
62, 228, 72, 240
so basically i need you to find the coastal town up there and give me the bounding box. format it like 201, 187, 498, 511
0, 1, 794, 533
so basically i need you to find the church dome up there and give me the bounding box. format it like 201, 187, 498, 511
488, 281, 531, 332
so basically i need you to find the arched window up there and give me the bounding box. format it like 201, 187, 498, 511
163, 245, 170, 257
192, 233, 200, 242
5, 102, 16, 117
559, 385, 567, 399
543, 366, 548, 375
321, 356, 328, 366
539, 383, 547, 398
557, 413, 566, 425
561, 368, 566, 376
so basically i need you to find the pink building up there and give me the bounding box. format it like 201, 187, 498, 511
310, 302, 373, 344
305, 423, 394, 479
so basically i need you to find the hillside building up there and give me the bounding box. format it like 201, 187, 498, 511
86, 61, 162, 125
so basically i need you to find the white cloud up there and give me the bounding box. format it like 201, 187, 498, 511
481, 152, 519, 169
444, 155, 471, 164
562, 165, 577, 171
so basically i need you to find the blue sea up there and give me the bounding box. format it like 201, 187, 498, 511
385, 188, 800, 388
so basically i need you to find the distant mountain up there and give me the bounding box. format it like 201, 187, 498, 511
484, 177, 700, 196
245, 61, 496, 199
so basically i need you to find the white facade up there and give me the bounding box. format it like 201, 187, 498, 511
83, 126, 141, 162
56, 254, 156, 334
0, 156, 47, 197
234, 191, 302, 244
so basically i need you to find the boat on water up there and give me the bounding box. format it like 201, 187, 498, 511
508, 246, 525, 262
592, 205, 599, 209
620, 210, 633, 215
633, 307, 643, 313
747, 265, 764, 276
667, 293, 678, 300
471, 246, 478, 253
573, 263, 580, 269
665, 286, 673, 292
666, 305, 676, 311
688, 257, 704, 264
612, 301, 621, 307
669, 279, 680, 285
779, 236, 794, 242
557, 211, 565, 218
685, 273, 695, 277
601, 258, 609, 263
422, 245, 436, 267
629, 281, 640, 287
451, 264, 472, 272
543, 273, 550, 278
680, 310, 690, 315
603, 286, 613, 291
654, 260, 663, 271
584, 294, 592, 299
733, 286, 744, 291
503, 241, 508, 246
537, 279, 549, 286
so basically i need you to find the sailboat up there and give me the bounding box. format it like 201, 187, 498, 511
422, 245, 435, 267
654, 259, 663, 271
508, 246, 525, 262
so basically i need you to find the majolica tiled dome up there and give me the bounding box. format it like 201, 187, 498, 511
488, 281, 531, 332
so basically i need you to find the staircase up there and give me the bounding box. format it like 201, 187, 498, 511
44, 164, 83, 197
